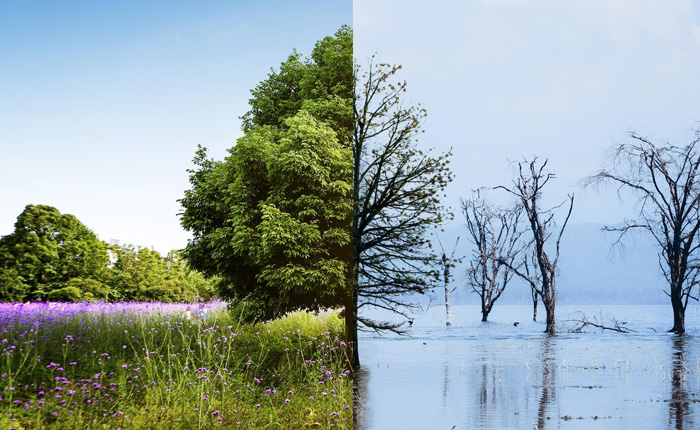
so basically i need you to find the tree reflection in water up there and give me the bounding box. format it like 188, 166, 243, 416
669, 335, 693, 430
537, 336, 558, 429
354, 368, 370, 430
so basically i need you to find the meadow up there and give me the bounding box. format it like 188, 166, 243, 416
0, 301, 352, 429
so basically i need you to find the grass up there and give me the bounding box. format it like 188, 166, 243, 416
0, 301, 352, 429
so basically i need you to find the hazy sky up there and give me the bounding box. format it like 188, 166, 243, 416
1, 0, 351, 254
354, 0, 700, 226
4, 1, 700, 254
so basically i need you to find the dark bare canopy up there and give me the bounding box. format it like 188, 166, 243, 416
462, 189, 523, 322
585, 129, 700, 333
497, 158, 573, 334
352, 59, 453, 367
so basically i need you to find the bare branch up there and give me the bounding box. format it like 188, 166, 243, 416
583, 127, 700, 333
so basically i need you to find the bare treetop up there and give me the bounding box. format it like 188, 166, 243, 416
584, 128, 700, 333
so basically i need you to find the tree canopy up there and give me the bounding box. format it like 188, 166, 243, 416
497, 158, 574, 334
179, 27, 353, 324
352, 60, 453, 366
0, 204, 108, 301
0, 204, 216, 303
585, 129, 700, 333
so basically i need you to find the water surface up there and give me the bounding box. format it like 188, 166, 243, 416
356, 304, 700, 430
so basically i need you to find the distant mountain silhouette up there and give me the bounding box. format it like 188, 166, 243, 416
431, 222, 667, 305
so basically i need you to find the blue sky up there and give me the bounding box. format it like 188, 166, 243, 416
0, 0, 351, 253
354, 0, 700, 227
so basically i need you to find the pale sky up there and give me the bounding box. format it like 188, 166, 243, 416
0, 0, 351, 254
4, 1, 700, 254
354, 0, 700, 226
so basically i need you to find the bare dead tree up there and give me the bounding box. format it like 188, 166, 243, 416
568, 311, 637, 333
497, 158, 574, 334
352, 59, 453, 367
462, 189, 523, 322
523, 245, 541, 322
584, 129, 700, 333
436, 233, 460, 327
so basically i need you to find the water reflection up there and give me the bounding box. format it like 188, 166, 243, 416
443, 359, 449, 406
357, 305, 700, 429
354, 368, 369, 430
537, 336, 558, 429
477, 357, 493, 424
669, 335, 693, 430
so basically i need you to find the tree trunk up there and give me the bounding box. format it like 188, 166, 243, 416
532, 287, 538, 322
351, 134, 362, 369
444, 284, 452, 327
544, 297, 555, 334
344, 291, 357, 373
481, 297, 491, 322
670, 289, 685, 333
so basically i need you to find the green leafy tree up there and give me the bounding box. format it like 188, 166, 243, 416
180, 27, 353, 332
0, 204, 109, 300
106, 245, 166, 300
241, 25, 352, 146
181, 112, 351, 319
162, 250, 217, 300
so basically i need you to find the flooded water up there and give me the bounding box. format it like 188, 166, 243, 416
356, 304, 700, 430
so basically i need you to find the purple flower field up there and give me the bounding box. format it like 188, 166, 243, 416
0, 301, 351, 429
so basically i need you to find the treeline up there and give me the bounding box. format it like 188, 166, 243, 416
0, 204, 216, 303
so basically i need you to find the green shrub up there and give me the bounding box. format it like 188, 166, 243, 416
46, 285, 83, 302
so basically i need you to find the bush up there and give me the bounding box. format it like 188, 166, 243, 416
142, 279, 197, 303
46, 286, 83, 302
66, 277, 113, 301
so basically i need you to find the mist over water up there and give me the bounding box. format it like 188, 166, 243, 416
356, 304, 700, 430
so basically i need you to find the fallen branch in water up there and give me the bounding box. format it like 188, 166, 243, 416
567, 311, 637, 333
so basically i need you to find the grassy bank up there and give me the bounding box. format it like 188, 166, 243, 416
0, 301, 351, 429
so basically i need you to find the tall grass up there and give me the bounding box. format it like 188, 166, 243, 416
0, 302, 351, 429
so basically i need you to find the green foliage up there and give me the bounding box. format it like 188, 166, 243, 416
107, 245, 166, 300
46, 285, 83, 302
0, 204, 108, 300
241, 25, 353, 146
66, 277, 113, 301
0, 206, 218, 303
142, 279, 196, 303
0, 268, 25, 301
182, 112, 351, 319
180, 27, 353, 322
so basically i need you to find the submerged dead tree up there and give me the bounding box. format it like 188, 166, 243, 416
436, 234, 459, 327
585, 129, 700, 333
462, 190, 522, 322
497, 158, 573, 334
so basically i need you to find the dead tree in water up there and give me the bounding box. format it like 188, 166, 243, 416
497, 158, 573, 334
523, 249, 539, 322
568, 311, 637, 333
436, 233, 459, 327
463, 190, 522, 322
584, 129, 700, 334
